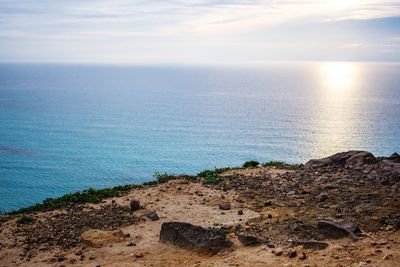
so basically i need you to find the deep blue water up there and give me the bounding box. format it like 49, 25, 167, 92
0, 62, 399, 211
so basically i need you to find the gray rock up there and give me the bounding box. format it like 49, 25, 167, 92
287, 249, 297, 258
237, 234, 262, 246
287, 191, 296, 196
146, 211, 159, 221
159, 222, 233, 254
346, 151, 376, 167
317, 220, 360, 240
305, 151, 376, 169
389, 152, 400, 161
219, 202, 231, 210
340, 221, 361, 234
317, 192, 329, 202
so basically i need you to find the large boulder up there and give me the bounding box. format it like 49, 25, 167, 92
388, 152, 400, 161
317, 220, 360, 241
305, 151, 376, 169
159, 222, 233, 254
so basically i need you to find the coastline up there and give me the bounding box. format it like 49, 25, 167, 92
0, 151, 399, 266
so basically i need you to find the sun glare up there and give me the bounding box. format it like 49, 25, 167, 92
321, 62, 358, 91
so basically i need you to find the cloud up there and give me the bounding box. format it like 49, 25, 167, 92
0, 0, 399, 62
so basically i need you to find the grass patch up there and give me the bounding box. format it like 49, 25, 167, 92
9, 172, 199, 215
242, 160, 260, 168
152, 172, 197, 184
16, 215, 35, 225
197, 167, 231, 185
262, 161, 298, 169
9, 184, 141, 215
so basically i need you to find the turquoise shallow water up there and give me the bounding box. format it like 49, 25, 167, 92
0, 62, 399, 211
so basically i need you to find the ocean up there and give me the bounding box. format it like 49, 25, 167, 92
0, 62, 399, 211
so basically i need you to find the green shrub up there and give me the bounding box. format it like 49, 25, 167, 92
153, 172, 197, 184
203, 173, 220, 184
9, 184, 140, 214
242, 160, 260, 168
16, 216, 35, 224
262, 161, 298, 169
197, 167, 231, 185
197, 167, 231, 178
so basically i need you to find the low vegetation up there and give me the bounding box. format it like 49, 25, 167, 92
9, 184, 141, 215
16, 215, 35, 225
242, 160, 260, 168
151, 172, 197, 184
197, 167, 232, 184
9, 160, 297, 215
263, 160, 298, 169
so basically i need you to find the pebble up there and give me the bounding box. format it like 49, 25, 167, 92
298, 252, 307, 260
287, 249, 297, 258
135, 252, 144, 258
146, 212, 159, 221
219, 202, 231, 210
273, 248, 283, 256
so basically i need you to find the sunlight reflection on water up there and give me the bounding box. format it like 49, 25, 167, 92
311, 62, 363, 156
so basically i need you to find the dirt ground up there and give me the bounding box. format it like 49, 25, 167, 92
1, 166, 399, 267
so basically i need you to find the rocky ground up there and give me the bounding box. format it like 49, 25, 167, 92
0, 151, 399, 267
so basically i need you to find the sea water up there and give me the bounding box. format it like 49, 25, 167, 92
0, 62, 399, 211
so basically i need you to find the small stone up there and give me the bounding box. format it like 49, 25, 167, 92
238, 210, 244, 215
219, 202, 231, 210
317, 192, 329, 202
146, 212, 159, 221
298, 252, 307, 260
53, 255, 65, 262
383, 254, 393, 260
287, 249, 297, 258
267, 214, 272, 219
130, 198, 140, 211
273, 248, 283, 256
264, 200, 272, 207
135, 252, 144, 258
127, 242, 136, 246
75, 250, 83, 256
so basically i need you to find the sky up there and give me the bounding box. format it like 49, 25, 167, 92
0, 0, 400, 64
